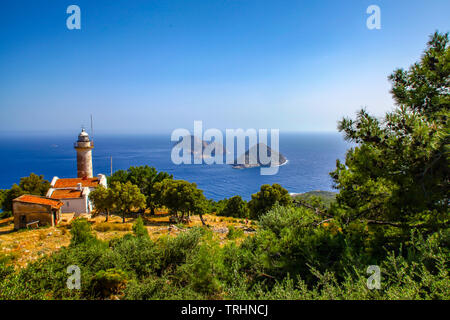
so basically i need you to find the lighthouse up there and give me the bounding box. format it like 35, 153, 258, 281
74, 128, 94, 178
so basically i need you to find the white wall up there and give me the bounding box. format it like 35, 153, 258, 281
60, 198, 88, 214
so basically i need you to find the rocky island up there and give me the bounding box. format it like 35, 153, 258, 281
232, 143, 287, 169
173, 135, 227, 159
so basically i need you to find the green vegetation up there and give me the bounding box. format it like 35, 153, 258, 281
226, 225, 244, 240
109, 166, 173, 215
153, 179, 208, 225
132, 216, 149, 239
90, 182, 146, 223
89, 185, 114, 222
293, 191, 337, 208
248, 184, 292, 219
0, 32, 448, 300
330, 32, 449, 240
217, 196, 249, 218
0, 205, 448, 300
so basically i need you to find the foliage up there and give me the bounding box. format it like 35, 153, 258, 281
293, 191, 337, 208
19, 173, 50, 196
89, 185, 113, 221
109, 166, 173, 214
70, 218, 97, 246
330, 32, 449, 235
1, 173, 50, 212
248, 184, 292, 219
226, 225, 244, 240
109, 182, 147, 223
153, 179, 208, 224
1, 185, 24, 212
1, 206, 447, 300
90, 182, 146, 223
132, 216, 149, 238
90, 268, 128, 298
0, 189, 6, 212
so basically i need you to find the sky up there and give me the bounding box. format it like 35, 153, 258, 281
0, 0, 449, 135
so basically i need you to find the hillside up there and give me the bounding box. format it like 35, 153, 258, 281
291, 190, 337, 208
0, 211, 254, 269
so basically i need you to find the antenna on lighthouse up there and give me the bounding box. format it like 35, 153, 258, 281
90, 114, 94, 141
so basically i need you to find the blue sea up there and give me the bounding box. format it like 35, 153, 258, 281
0, 133, 350, 201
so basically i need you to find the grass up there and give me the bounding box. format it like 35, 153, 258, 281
93, 222, 132, 232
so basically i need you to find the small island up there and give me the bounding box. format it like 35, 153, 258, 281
174, 135, 227, 159
232, 143, 287, 169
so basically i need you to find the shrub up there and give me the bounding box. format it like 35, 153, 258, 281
132, 216, 149, 238
226, 226, 244, 240
218, 196, 249, 218
70, 218, 97, 246
248, 184, 292, 219
174, 242, 222, 297
90, 268, 128, 298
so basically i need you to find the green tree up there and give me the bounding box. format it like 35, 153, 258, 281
70, 218, 96, 246
109, 166, 173, 214
132, 216, 149, 238
218, 196, 249, 218
0, 190, 7, 217
1, 173, 50, 214
19, 173, 50, 196
89, 185, 114, 222
153, 179, 208, 225
108, 169, 129, 185
2, 184, 24, 213
248, 184, 292, 219
109, 182, 146, 223
330, 32, 449, 233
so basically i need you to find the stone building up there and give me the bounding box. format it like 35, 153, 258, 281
13, 195, 63, 230
74, 128, 94, 178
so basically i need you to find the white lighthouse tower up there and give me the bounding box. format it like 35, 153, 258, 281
74, 128, 94, 178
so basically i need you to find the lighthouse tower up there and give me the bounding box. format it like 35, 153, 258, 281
74, 128, 94, 178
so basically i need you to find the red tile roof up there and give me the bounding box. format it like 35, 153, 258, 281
14, 195, 64, 209
50, 189, 83, 199
53, 177, 100, 188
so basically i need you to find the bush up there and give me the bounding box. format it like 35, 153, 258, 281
226, 226, 244, 240
90, 268, 128, 298
70, 218, 97, 246
132, 216, 149, 238
248, 184, 292, 219
218, 196, 249, 218
174, 243, 222, 297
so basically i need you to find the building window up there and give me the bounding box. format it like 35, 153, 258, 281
67, 202, 70, 207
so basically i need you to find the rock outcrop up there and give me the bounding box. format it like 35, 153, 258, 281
232, 143, 287, 169
173, 135, 227, 158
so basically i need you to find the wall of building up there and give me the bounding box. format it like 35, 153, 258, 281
76, 147, 93, 178
13, 202, 53, 230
